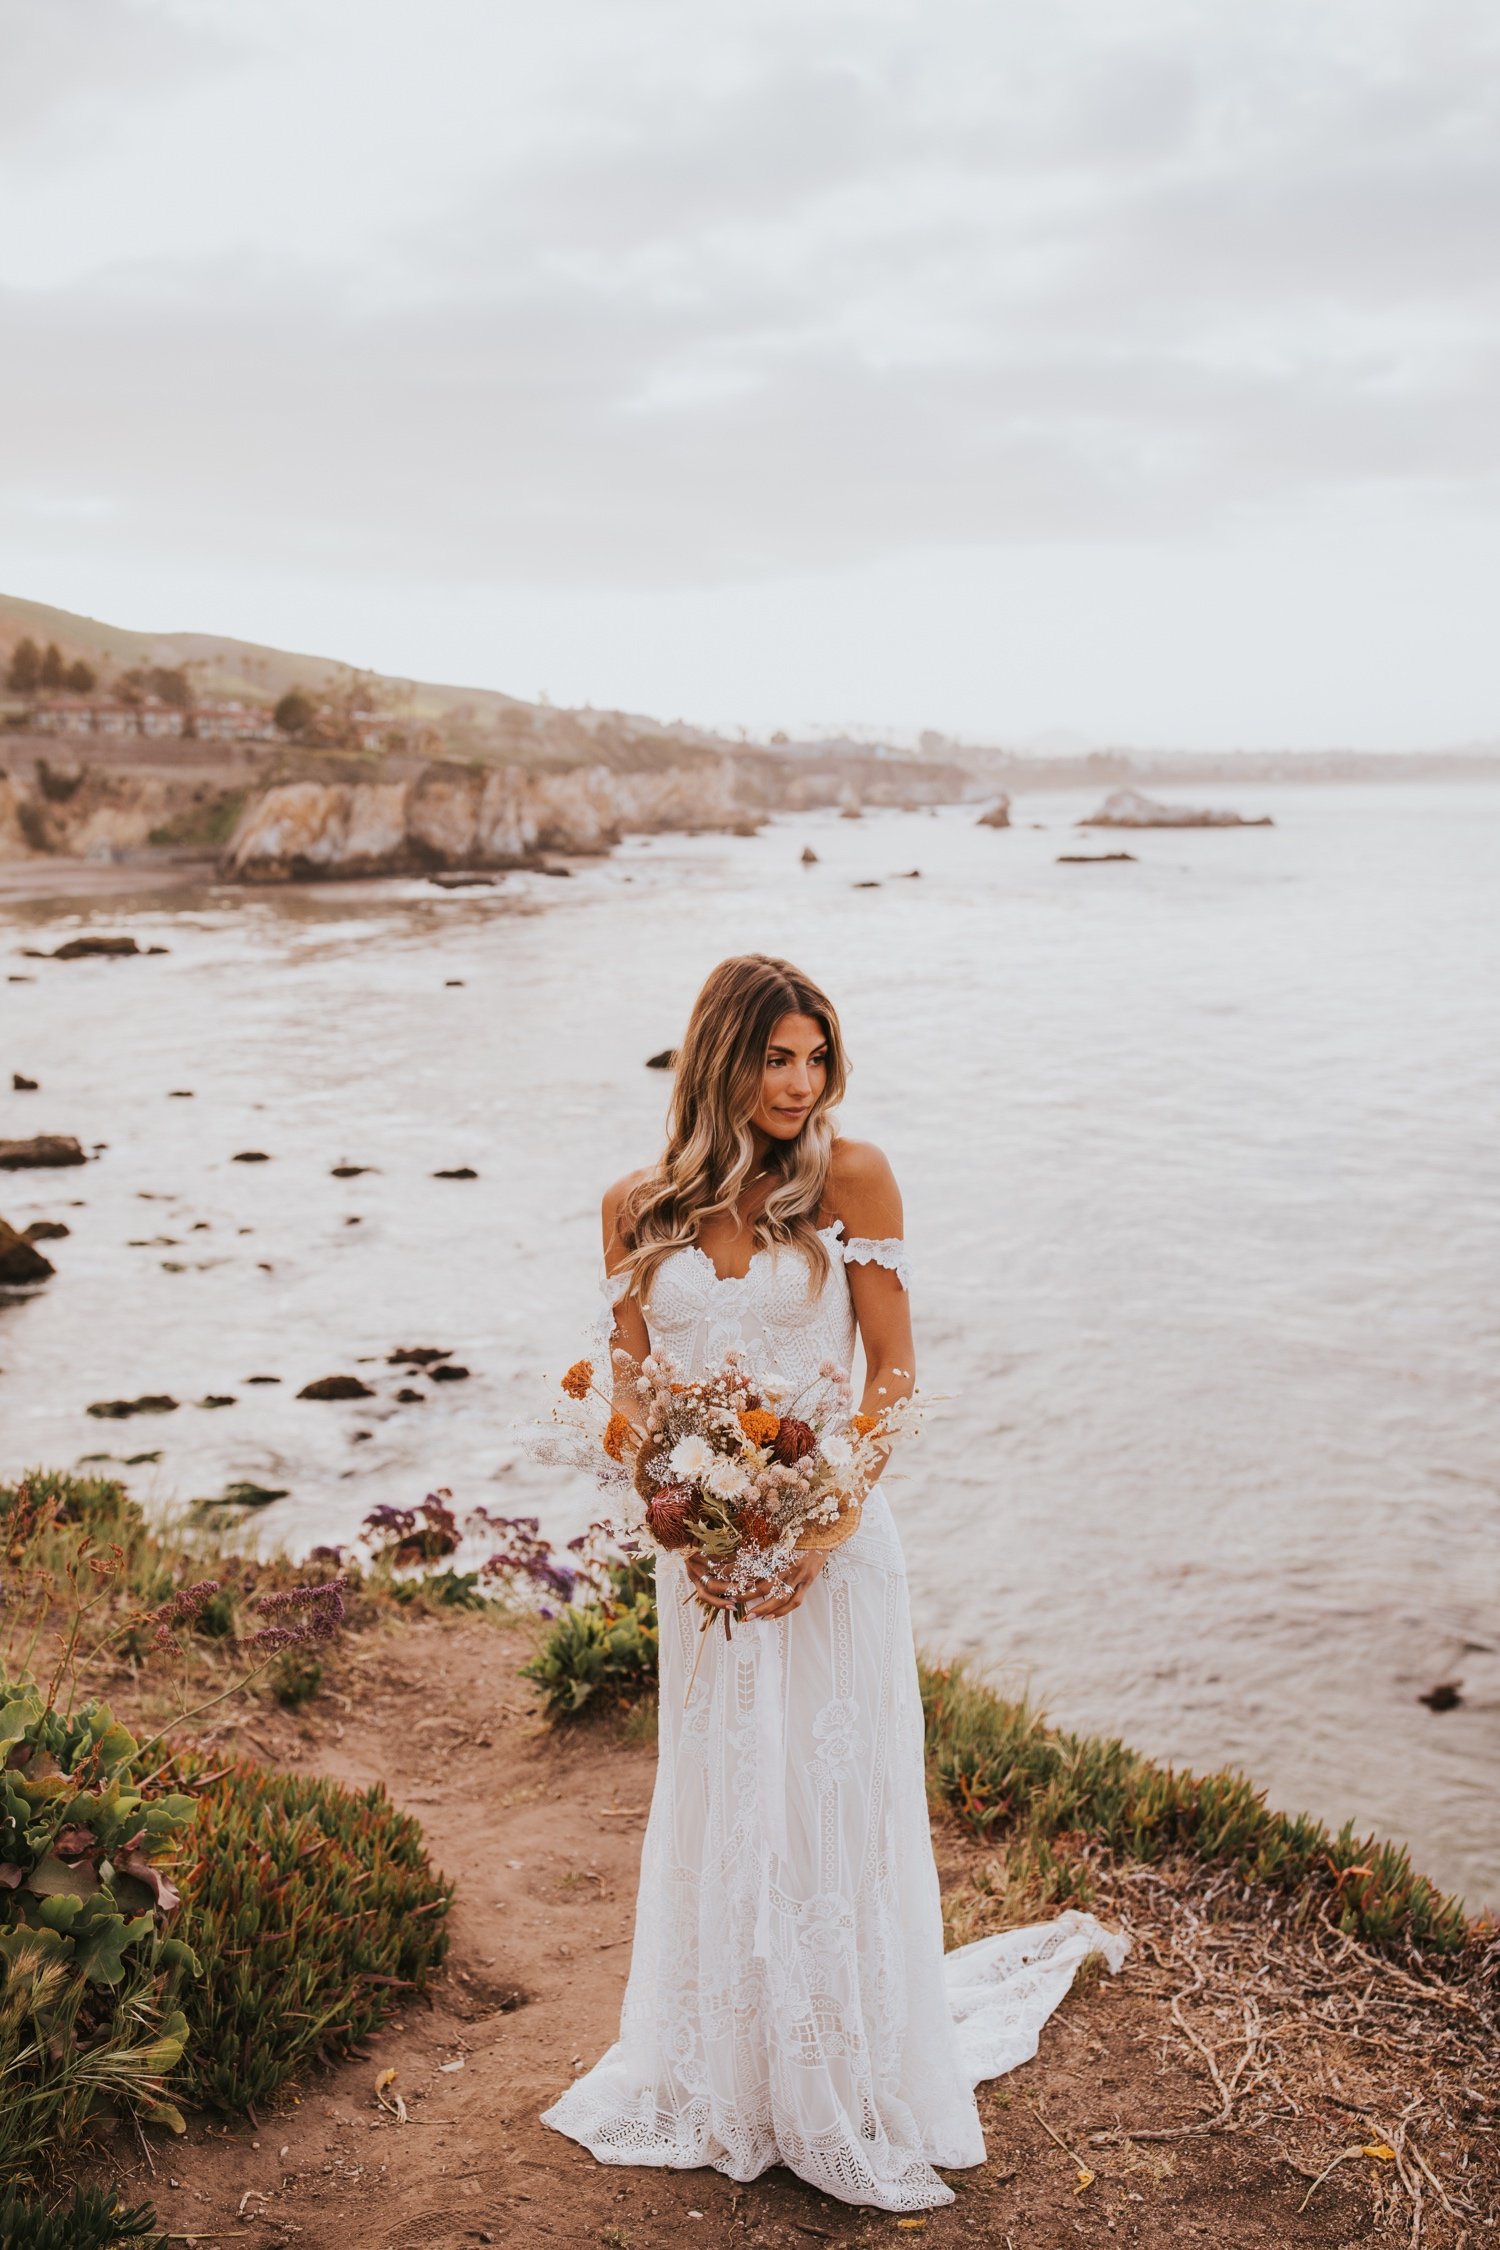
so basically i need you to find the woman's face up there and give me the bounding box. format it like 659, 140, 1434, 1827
751, 1011, 829, 1143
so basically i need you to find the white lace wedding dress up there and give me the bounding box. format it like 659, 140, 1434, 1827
542, 1222, 1126, 2211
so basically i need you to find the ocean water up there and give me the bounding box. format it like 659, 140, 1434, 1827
2, 781, 1497, 1907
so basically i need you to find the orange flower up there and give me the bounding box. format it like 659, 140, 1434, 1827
560, 1359, 594, 1400
737, 1408, 781, 1448
602, 1410, 637, 1461
852, 1412, 883, 1438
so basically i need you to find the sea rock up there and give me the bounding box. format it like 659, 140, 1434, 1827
1419, 1681, 1463, 1712
0, 1135, 87, 1170
395, 1386, 426, 1404
1057, 852, 1138, 864
646, 1048, 678, 1070
428, 1363, 471, 1383
12, 1073, 38, 1091
852, 880, 881, 889
433, 1164, 478, 1179
209, 1480, 290, 1509
428, 870, 497, 888
48, 935, 151, 959
87, 1395, 179, 1419
976, 796, 1012, 829
1080, 790, 1273, 829
297, 1374, 375, 1400
800, 846, 819, 865
0, 1219, 54, 1285
388, 1346, 453, 1365
330, 1163, 376, 1178
23, 1219, 69, 1240
232, 1150, 271, 1163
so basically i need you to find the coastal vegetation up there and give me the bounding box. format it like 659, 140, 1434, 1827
0, 1469, 454, 2242
0, 1464, 1493, 2243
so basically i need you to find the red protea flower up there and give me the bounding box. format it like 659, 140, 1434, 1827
773, 1416, 816, 1465
646, 1486, 697, 1550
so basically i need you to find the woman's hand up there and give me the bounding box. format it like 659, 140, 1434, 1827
742, 1549, 825, 1621
683, 1549, 736, 1611
682, 1546, 825, 1621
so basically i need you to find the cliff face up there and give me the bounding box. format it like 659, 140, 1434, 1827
0, 738, 967, 879
221, 756, 755, 879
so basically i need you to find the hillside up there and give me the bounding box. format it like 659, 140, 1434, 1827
0, 591, 726, 762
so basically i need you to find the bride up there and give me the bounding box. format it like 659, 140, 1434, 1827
543, 953, 1124, 2212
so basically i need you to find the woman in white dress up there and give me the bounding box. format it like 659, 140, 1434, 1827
543, 954, 1124, 2212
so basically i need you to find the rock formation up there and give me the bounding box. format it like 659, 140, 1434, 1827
0, 1218, 54, 1285
977, 796, 1012, 828
221, 758, 756, 881
0, 1135, 87, 1170
1080, 790, 1273, 828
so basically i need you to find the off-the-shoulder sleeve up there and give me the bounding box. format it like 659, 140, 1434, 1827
840, 1234, 912, 1291
594, 1264, 633, 1348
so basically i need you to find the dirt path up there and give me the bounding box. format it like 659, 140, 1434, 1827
99, 1614, 1383, 2249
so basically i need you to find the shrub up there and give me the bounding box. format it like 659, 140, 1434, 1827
0, 1676, 197, 2187
522, 1583, 659, 1720
269, 1651, 323, 1706
171, 1759, 451, 2111
0, 2185, 163, 2249
917, 1659, 1471, 1957
34, 758, 84, 805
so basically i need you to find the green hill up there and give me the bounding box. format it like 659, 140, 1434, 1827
0, 592, 725, 762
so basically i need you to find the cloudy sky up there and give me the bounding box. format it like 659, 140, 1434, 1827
2, 0, 1498, 746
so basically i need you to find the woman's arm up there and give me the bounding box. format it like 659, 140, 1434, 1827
828, 1139, 915, 1476
602, 1172, 651, 1383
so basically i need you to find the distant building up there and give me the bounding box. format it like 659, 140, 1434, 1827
24, 695, 272, 741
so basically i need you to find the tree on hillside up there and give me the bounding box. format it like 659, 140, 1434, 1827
6, 638, 41, 694
274, 689, 315, 737
64, 658, 97, 693
117, 663, 193, 708
39, 642, 65, 690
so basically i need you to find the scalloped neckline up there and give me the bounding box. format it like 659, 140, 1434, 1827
684, 1220, 845, 1289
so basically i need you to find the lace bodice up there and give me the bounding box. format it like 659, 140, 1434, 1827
613, 1218, 909, 1408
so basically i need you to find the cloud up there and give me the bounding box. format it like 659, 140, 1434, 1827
1, 0, 1499, 731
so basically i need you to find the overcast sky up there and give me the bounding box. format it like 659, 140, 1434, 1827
2, 0, 1498, 746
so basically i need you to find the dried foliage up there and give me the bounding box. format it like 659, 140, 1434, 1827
1074, 1850, 1495, 2246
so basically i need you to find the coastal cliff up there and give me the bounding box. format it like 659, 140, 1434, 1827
0, 737, 966, 880
221, 754, 756, 878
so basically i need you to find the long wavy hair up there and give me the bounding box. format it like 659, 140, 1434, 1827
616, 954, 849, 1308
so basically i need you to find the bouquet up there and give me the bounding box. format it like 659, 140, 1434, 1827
553, 1345, 917, 1695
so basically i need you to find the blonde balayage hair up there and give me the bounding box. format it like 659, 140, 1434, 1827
618, 954, 848, 1306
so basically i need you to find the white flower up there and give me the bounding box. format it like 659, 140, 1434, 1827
669, 1434, 716, 1482
819, 1432, 854, 1469
704, 1455, 751, 1501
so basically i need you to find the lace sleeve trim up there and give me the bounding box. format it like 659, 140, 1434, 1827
822, 1218, 911, 1291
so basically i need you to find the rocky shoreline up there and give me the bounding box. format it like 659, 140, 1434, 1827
0, 734, 969, 884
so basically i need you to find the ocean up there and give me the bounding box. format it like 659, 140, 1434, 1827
2, 779, 1496, 1907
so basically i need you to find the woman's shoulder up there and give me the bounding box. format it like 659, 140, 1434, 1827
824, 1137, 903, 1235
603, 1166, 651, 1225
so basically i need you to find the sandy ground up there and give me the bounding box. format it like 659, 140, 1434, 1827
81, 1613, 1397, 2250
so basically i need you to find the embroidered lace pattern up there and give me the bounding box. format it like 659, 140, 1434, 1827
543, 1229, 1126, 2210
